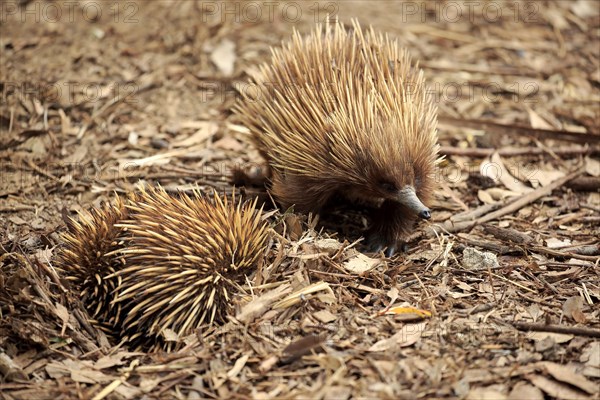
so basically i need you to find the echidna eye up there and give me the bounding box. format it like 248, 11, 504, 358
380, 181, 396, 193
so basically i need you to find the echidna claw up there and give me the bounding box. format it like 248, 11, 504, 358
364, 236, 399, 257
384, 246, 396, 258
364, 233, 410, 257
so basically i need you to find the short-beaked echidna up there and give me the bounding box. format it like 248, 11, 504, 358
109, 186, 270, 350
56, 196, 128, 329
234, 19, 440, 255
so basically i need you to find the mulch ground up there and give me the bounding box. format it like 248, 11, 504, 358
1, 1, 599, 399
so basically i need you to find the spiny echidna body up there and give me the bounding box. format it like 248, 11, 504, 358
56, 196, 128, 330
234, 19, 439, 255
109, 186, 269, 351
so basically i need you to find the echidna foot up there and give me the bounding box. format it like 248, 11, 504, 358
364, 232, 407, 257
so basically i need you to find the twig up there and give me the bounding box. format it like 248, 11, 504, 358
456, 233, 523, 255
439, 116, 600, 142
581, 203, 600, 213
439, 145, 600, 158
482, 224, 534, 245
566, 177, 600, 192
512, 322, 600, 338
436, 168, 584, 234
0, 205, 37, 213
529, 246, 600, 262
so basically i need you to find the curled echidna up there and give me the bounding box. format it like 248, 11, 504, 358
109, 186, 270, 350
56, 196, 128, 329
57, 186, 270, 351
234, 19, 440, 255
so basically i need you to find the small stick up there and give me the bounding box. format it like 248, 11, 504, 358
482, 224, 534, 244
439, 146, 600, 158
529, 246, 600, 262
566, 177, 600, 192
437, 168, 584, 234
512, 322, 600, 338
439, 116, 600, 143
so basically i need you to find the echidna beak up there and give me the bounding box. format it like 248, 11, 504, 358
397, 186, 431, 219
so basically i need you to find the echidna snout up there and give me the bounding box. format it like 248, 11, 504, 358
396, 186, 431, 220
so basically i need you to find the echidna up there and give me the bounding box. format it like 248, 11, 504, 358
109, 186, 270, 351
56, 196, 128, 330
234, 19, 439, 255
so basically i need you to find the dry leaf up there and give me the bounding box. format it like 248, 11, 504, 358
466, 387, 507, 400
570, 0, 600, 18
236, 284, 291, 324
562, 296, 587, 323
162, 328, 178, 342
213, 136, 244, 151
343, 253, 381, 274
54, 302, 70, 336
478, 189, 496, 204
368, 322, 427, 351
94, 353, 127, 370
381, 306, 432, 319
532, 170, 566, 187
584, 156, 600, 177
581, 342, 600, 368
489, 152, 533, 194
313, 310, 337, 323
545, 238, 571, 249
539, 362, 598, 394
171, 121, 218, 147
528, 374, 590, 400
508, 382, 543, 400
528, 332, 573, 344
210, 39, 236, 76
227, 354, 249, 379
281, 334, 327, 363
527, 108, 555, 129
314, 238, 343, 256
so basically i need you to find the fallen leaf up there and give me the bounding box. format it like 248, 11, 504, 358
281, 334, 327, 363
313, 310, 336, 323
236, 284, 291, 324
528, 374, 590, 400
94, 353, 127, 370
581, 342, 600, 368
490, 152, 533, 194
508, 382, 543, 400
527, 108, 555, 129
227, 354, 249, 379
314, 238, 343, 256
343, 253, 381, 274
584, 156, 600, 177
462, 247, 499, 269
210, 39, 236, 76
162, 328, 178, 342
466, 387, 507, 400
381, 306, 432, 319
478, 189, 496, 204
213, 136, 244, 151
562, 296, 587, 323
171, 121, 218, 147
533, 170, 566, 187
528, 332, 573, 344
368, 322, 427, 351
545, 238, 571, 249
570, 0, 599, 18
539, 362, 598, 394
